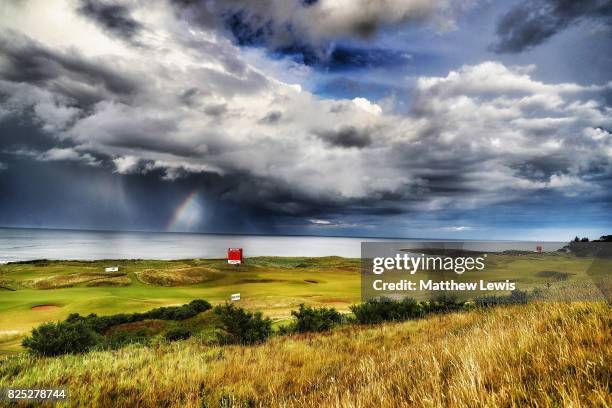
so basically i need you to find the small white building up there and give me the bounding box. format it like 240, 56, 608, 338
104, 266, 119, 272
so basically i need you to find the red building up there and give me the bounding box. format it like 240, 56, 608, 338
228, 248, 243, 265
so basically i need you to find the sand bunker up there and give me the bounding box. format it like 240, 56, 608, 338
31, 305, 60, 311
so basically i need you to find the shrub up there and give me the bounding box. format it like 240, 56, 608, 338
100, 331, 150, 350
291, 304, 343, 333
276, 324, 294, 336
421, 295, 467, 314
63, 299, 212, 333
475, 289, 530, 307
24, 300, 213, 356
165, 328, 191, 342
214, 303, 272, 345
350, 298, 424, 324
22, 321, 99, 356
188, 299, 212, 313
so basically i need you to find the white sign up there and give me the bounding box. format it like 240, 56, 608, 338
230, 293, 240, 301
104, 267, 119, 272
227, 260, 241, 265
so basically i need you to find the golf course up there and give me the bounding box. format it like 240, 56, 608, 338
0, 252, 610, 407
0, 252, 607, 354
0, 257, 362, 353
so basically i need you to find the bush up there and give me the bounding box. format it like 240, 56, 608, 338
188, 299, 212, 313
100, 331, 150, 350
421, 295, 467, 314
214, 303, 272, 345
64, 299, 212, 333
22, 321, 99, 356
291, 304, 343, 333
24, 299, 213, 356
165, 328, 191, 342
350, 298, 424, 324
475, 289, 530, 307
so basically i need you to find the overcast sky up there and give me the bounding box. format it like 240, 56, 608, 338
0, 0, 611, 240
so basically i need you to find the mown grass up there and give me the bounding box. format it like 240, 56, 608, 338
0, 302, 609, 407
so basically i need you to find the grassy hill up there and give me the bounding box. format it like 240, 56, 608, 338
0, 301, 609, 407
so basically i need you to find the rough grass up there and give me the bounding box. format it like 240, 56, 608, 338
135, 267, 223, 286
536, 270, 574, 281
106, 320, 167, 336
26, 272, 129, 289
85, 276, 131, 287
0, 331, 20, 344
0, 302, 609, 408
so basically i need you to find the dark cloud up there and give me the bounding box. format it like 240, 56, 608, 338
0, 117, 60, 153
77, 0, 143, 43
1, 2, 612, 237
315, 126, 372, 149
0, 32, 140, 105
179, 88, 200, 106
259, 111, 282, 124
493, 0, 612, 53
204, 104, 228, 117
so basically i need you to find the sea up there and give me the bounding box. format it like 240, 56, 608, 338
0, 227, 390, 263
0, 227, 565, 263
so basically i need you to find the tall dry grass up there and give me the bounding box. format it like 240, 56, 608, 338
0, 302, 610, 407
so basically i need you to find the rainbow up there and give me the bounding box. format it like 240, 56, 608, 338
166, 189, 203, 232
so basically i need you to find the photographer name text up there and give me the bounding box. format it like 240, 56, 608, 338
372, 279, 516, 292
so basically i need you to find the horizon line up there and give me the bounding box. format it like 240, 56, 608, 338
0, 225, 570, 243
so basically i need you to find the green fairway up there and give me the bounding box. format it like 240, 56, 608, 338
0, 253, 605, 354
0, 257, 361, 352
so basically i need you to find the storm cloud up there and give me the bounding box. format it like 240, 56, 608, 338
315, 126, 373, 149
77, 0, 143, 43
0, 31, 141, 107
1, 0, 611, 237
493, 0, 612, 53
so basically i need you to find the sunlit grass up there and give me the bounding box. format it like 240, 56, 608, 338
0, 302, 609, 407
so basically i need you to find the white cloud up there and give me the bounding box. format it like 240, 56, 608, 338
112, 155, 140, 174
352, 97, 382, 115
439, 226, 474, 232
310, 219, 332, 225
38, 148, 101, 166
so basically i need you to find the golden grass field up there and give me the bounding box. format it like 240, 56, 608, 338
0, 301, 609, 407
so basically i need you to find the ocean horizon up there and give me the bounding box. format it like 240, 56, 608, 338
0, 227, 565, 263
0, 227, 396, 263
